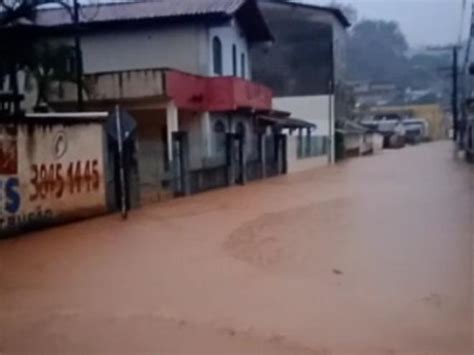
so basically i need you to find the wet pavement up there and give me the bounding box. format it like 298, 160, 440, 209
1, 141, 473, 355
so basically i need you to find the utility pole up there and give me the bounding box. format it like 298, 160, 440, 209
453, 46, 459, 141
73, 0, 84, 111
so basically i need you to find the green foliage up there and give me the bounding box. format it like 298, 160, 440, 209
27, 42, 76, 106
348, 20, 410, 85
347, 19, 450, 92
0, 0, 75, 109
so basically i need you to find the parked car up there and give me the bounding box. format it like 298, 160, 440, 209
402, 118, 429, 145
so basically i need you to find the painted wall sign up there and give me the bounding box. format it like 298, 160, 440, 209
0, 125, 18, 175
0, 122, 106, 236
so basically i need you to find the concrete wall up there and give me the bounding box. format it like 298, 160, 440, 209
273, 95, 334, 136
273, 95, 335, 162
0, 121, 106, 236
129, 109, 171, 204
51, 21, 250, 78
286, 135, 328, 173
209, 20, 251, 79
372, 133, 384, 153
79, 25, 208, 75
208, 112, 259, 163
344, 133, 362, 157
51, 69, 167, 103
179, 110, 206, 170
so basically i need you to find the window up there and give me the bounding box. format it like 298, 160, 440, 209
240, 52, 246, 78
212, 36, 223, 75
232, 45, 237, 76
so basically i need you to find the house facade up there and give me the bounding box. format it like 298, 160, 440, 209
251, 0, 351, 163
17, 0, 316, 207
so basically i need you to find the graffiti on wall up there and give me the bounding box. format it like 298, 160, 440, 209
29, 160, 100, 201
0, 175, 53, 230
0, 123, 105, 235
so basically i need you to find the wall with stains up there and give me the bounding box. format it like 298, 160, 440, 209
286, 136, 328, 173
0, 121, 107, 236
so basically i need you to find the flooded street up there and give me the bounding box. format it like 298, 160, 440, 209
1, 141, 473, 354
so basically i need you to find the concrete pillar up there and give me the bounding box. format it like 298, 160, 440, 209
279, 134, 288, 174
328, 94, 336, 164
200, 111, 212, 159
225, 133, 235, 186
166, 101, 178, 163
239, 135, 246, 185
306, 127, 311, 157
259, 133, 266, 178
172, 131, 191, 196
298, 128, 304, 158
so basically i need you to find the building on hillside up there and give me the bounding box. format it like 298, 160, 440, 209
12, 0, 315, 207
351, 81, 401, 108
370, 104, 448, 141
251, 0, 351, 163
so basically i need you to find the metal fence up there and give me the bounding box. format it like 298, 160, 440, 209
297, 136, 329, 159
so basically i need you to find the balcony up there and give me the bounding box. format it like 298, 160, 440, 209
166, 70, 272, 112
51, 69, 273, 112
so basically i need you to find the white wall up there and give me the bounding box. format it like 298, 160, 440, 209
69, 24, 208, 75
286, 135, 328, 173
57, 20, 251, 78
273, 95, 334, 136
179, 110, 205, 170
0, 122, 107, 236
208, 20, 250, 78
273, 95, 336, 163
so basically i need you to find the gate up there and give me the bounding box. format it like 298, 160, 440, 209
171, 131, 190, 196
226, 133, 246, 185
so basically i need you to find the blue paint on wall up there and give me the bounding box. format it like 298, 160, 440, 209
5, 177, 20, 214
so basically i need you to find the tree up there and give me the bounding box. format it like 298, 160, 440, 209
347, 19, 450, 104
26, 42, 76, 109
347, 20, 410, 85
0, 0, 73, 114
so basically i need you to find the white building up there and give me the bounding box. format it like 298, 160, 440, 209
254, 0, 351, 164
18, 0, 316, 204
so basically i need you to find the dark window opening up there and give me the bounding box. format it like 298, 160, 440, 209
213, 36, 223, 75
232, 45, 238, 76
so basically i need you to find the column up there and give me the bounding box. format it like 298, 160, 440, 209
200, 111, 212, 159
306, 127, 311, 157
259, 133, 266, 178
166, 101, 178, 163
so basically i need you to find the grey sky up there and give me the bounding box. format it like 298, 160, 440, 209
310, 0, 470, 48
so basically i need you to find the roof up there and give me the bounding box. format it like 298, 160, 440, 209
33, 0, 273, 42
344, 120, 368, 134
258, 115, 316, 128
258, 0, 351, 28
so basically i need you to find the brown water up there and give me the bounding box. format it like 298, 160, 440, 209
1, 141, 473, 355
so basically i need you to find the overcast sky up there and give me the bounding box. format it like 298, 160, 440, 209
310, 0, 471, 48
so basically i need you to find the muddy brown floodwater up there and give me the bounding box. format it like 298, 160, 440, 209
1, 141, 473, 355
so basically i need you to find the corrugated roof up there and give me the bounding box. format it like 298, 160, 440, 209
36, 0, 245, 26
258, 0, 351, 28
33, 0, 272, 42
